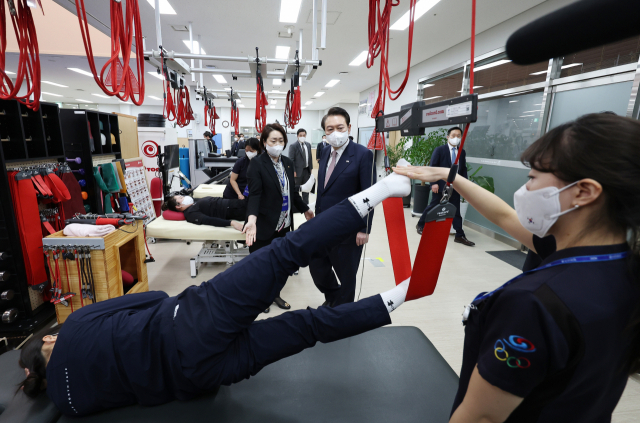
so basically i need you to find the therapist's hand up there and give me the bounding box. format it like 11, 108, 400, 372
230, 221, 243, 232
237, 193, 245, 200
432, 184, 439, 194
243, 216, 258, 246
304, 209, 315, 221
356, 232, 369, 246
393, 165, 448, 185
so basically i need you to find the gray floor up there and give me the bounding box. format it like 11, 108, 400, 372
146, 195, 640, 422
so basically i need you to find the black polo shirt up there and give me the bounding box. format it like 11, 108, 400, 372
451, 237, 638, 422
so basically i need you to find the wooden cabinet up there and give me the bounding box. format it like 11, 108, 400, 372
115, 113, 140, 160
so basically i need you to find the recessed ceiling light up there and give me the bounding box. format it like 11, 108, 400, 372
75, 99, 93, 103
314, 91, 325, 97
269, 105, 275, 109
301, 106, 307, 109
423, 96, 442, 100
422, 83, 434, 88
275, 46, 290, 59
213, 75, 227, 84
273, 79, 282, 85
236, 99, 242, 103
5, 70, 15, 75
271, 90, 282, 93
279, 0, 302, 23
474, 60, 512, 72
224, 87, 231, 91
271, 100, 277, 105
325, 79, 340, 88
519, 115, 535, 117
503, 90, 533, 97
148, 95, 162, 100
145, 0, 176, 15
238, 104, 245, 108
42, 80, 68, 87
561, 63, 582, 69
534, 103, 542, 105
305, 101, 313, 105
182, 40, 205, 54
41, 91, 63, 97
349, 51, 368, 66
529, 70, 548, 76
68, 68, 94, 77
92, 93, 110, 99
522, 110, 541, 113
390, 0, 442, 31
148, 71, 164, 80
509, 100, 519, 103
456, 86, 483, 92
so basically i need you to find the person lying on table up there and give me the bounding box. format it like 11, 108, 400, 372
162, 195, 246, 232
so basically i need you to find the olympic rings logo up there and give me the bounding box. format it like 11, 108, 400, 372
494, 336, 535, 369
142, 140, 159, 158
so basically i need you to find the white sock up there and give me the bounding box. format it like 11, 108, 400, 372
379, 278, 410, 313
300, 174, 315, 192
348, 159, 411, 218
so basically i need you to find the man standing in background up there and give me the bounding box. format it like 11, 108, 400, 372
316, 134, 327, 164
290, 128, 313, 203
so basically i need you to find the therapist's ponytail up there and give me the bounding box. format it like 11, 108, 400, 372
522, 112, 640, 374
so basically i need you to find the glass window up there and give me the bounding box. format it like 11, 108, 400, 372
559, 35, 640, 78
473, 56, 548, 95
548, 81, 633, 129
418, 68, 464, 105
358, 126, 375, 147
464, 90, 544, 161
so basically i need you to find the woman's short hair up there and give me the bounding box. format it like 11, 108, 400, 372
260, 123, 288, 150
245, 137, 262, 154
203, 131, 212, 139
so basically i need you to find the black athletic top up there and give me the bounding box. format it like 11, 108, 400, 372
183, 197, 231, 227
47, 292, 201, 416
223, 156, 250, 199
451, 237, 639, 422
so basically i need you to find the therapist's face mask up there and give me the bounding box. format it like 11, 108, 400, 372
513, 181, 579, 238
326, 130, 349, 148
246, 151, 257, 160
181, 196, 194, 206
266, 144, 284, 158
449, 136, 461, 146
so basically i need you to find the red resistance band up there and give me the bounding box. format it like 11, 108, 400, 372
206, 101, 219, 134
74, 0, 145, 105
0, 0, 42, 111
163, 78, 176, 122
284, 86, 301, 129
255, 76, 267, 133
176, 85, 194, 127
231, 100, 239, 136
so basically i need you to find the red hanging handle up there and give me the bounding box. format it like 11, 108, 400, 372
255, 81, 267, 133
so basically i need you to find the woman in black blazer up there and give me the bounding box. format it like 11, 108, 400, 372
244, 123, 314, 311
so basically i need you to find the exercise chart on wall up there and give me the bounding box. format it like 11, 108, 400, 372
124, 159, 155, 224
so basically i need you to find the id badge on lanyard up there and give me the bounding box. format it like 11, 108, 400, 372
243, 185, 249, 197
282, 195, 289, 212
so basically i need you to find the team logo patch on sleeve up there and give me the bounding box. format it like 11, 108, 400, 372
494, 336, 536, 369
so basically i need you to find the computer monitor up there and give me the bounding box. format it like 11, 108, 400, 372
164, 144, 179, 169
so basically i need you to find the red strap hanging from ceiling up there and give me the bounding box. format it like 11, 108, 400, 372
284, 50, 302, 129
0, 0, 43, 111
254, 48, 268, 133
230, 88, 240, 135
74, 0, 145, 105
176, 85, 194, 127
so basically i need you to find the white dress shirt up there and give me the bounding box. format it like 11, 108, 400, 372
298, 140, 309, 168
325, 139, 350, 173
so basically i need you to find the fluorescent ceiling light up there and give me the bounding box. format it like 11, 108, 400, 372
75, 99, 93, 103
145, 0, 176, 15
529, 70, 548, 76
519, 115, 535, 117
474, 60, 511, 72
456, 86, 483, 92
522, 110, 541, 113
5, 70, 15, 75
314, 91, 325, 97
182, 40, 205, 54
325, 79, 340, 88
41, 91, 63, 97
423, 96, 442, 100
42, 80, 68, 87
213, 75, 227, 84
422, 83, 434, 88
305, 101, 313, 105
224, 87, 231, 91
275, 46, 290, 59
273, 79, 282, 85
148, 71, 164, 80
301, 106, 306, 109
271, 100, 277, 105
561, 63, 582, 69
279, 0, 302, 23
504, 90, 533, 97
390, 0, 441, 31
509, 100, 518, 103
68, 67, 94, 77
238, 104, 245, 108
148, 95, 162, 100
271, 90, 282, 93
92, 93, 109, 99
269, 105, 275, 109
349, 51, 368, 66
236, 99, 242, 103
533, 103, 542, 106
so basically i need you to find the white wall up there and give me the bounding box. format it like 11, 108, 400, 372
357, 0, 576, 129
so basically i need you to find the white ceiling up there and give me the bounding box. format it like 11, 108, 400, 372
19, 0, 549, 111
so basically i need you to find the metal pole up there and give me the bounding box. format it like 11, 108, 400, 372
198, 34, 204, 87
298, 29, 303, 59
154, 0, 162, 48
144, 51, 322, 66
320, 0, 327, 49
189, 22, 195, 82
312, 0, 318, 60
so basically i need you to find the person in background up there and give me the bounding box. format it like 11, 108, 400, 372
316, 134, 327, 164
162, 195, 245, 232
231, 134, 241, 156
290, 128, 314, 203
244, 123, 314, 312
224, 138, 262, 200
310, 107, 375, 308
416, 126, 475, 247
204, 131, 217, 154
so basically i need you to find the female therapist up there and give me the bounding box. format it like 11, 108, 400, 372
394, 113, 640, 422
243, 123, 314, 310
223, 137, 261, 200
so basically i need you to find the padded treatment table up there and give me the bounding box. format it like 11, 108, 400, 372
0, 350, 61, 423
193, 183, 225, 199
55, 327, 459, 423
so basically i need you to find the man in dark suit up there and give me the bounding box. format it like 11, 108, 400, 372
416, 126, 475, 246
231, 134, 246, 156
316, 134, 327, 164
290, 128, 313, 203
310, 107, 376, 307
204, 131, 217, 154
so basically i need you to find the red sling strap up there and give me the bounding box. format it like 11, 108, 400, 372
45, 172, 71, 202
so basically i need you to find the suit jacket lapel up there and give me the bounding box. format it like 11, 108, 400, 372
318, 148, 328, 193
263, 153, 283, 194
445, 145, 452, 167
323, 142, 354, 192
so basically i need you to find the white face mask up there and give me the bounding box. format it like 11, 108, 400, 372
266, 144, 284, 158
513, 181, 579, 238
449, 137, 461, 146
246, 151, 257, 160
326, 130, 349, 148
298, 137, 306, 143
181, 196, 194, 206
